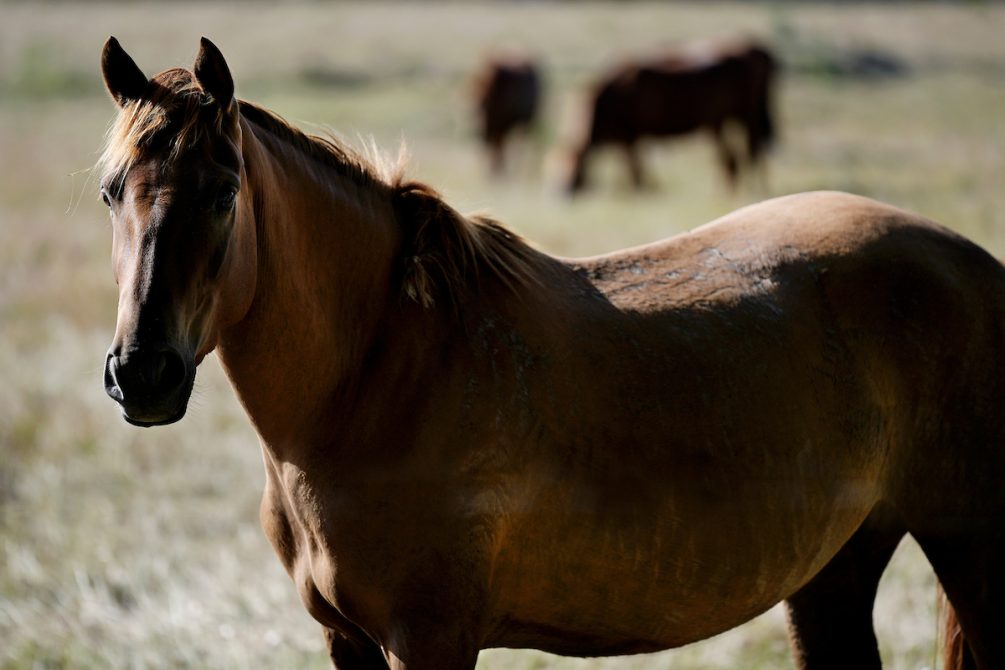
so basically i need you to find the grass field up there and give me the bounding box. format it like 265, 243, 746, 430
2, 2, 1004, 668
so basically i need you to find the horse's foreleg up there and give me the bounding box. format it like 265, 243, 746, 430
381, 622, 479, 670
743, 123, 771, 195
566, 143, 591, 194
710, 124, 739, 192
487, 135, 506, 176
621, 141, 647, 190
323, 624, 390, 670
784, 518, 904, 670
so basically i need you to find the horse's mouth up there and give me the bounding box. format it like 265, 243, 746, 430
117, 386, 192, 427
122, 404, 188, 427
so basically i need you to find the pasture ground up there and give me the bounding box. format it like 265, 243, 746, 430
2, 2, 1004, 668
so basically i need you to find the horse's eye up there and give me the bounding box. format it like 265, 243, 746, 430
215, 186, 237, 213
100, 189, 112, 208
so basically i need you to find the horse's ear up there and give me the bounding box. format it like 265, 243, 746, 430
101, 37, 148, 108
193, 37, 235, 112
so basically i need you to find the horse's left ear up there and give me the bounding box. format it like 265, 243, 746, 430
193, 37, 234, 111
102, 37, 148, 107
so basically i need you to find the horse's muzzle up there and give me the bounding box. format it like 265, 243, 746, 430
104, 345, 194, 427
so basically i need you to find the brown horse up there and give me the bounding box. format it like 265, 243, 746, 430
472, 53, 541, 174
98, 38, 1002, 670
566, 38, 777, 193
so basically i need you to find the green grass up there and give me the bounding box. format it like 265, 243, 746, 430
3, 2, 1004, 668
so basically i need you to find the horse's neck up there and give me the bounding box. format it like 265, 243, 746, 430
216, 117, 401, 447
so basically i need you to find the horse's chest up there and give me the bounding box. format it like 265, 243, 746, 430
259, 469, 356, 623
260, 465, 415, 630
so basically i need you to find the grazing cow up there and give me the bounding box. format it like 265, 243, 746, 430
567, 39, 777, 193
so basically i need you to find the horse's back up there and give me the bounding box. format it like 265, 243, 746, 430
579, 190, 1005, 523
586, 191, 1000, 307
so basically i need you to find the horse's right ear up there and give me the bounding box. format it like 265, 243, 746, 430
193, 37, 235, 112
101, 37, 148, 108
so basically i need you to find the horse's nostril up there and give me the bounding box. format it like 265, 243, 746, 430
159, 350, 187, 393
138, 352, 167, 387
104, 354, 123, 401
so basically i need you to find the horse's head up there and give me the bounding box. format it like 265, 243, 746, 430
99, 37, 256, 426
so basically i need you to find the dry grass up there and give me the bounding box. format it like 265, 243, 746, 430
2, 2, 1004, 668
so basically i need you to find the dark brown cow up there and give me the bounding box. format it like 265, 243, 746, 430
473, 54, 541, 174
567, 39, 777, 193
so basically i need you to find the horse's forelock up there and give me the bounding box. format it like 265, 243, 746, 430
98, 68, 226, 190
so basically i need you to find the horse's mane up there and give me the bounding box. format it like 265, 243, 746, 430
98, 67, 541, 309
237, 101, 395, 191
238, 102, 542, 309
392, 181, 541, 308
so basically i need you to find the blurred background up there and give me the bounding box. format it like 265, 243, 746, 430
2, 1, 1004, 668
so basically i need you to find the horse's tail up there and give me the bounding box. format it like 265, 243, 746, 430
939, 585, 971, 670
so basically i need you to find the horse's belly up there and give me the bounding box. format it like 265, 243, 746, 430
487, 476, 877, 652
